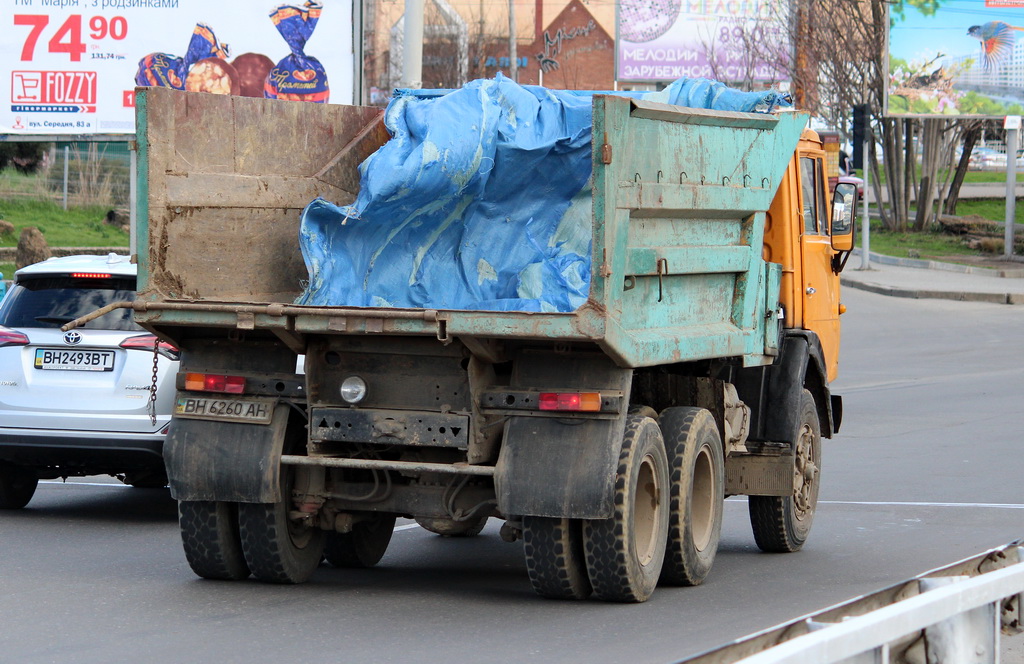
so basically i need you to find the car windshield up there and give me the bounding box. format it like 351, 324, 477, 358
0, 275, 140, 331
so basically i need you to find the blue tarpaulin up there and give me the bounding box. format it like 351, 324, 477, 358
296, 75, 791, 312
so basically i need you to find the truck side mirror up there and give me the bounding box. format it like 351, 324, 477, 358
830, 182, 857, 273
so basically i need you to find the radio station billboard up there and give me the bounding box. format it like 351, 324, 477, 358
1, 0, 354, 135
888, 0, 1024, 116
615, 0, 789, 83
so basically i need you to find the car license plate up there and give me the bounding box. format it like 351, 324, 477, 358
34, 348, 115, 372
175, 396, 275, 424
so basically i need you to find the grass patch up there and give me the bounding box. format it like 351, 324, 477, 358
857, 228, 975, 259
958, 171, 1024, 184
0, 198, 128, 247
0, 262, 13, 280
0, 168, 56, 199
953, 198, 1024, 225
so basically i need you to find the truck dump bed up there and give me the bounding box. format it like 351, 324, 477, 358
135, 87, 807, 368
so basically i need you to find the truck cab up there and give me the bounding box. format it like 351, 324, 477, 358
765, 129, 855, 381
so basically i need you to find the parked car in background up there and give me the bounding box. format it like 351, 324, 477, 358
968, 147, 1008, 170
838, 173, 865, 199
0, 254, 177, 508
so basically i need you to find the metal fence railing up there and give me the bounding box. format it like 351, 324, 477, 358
682, 541, 1024, 664
0, 141, 132, 210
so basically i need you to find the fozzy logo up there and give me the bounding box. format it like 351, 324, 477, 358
11, 71, 97, 112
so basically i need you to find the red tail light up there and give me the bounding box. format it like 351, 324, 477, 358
71, 272, 113, 279
185, 373, 245, 394
119, 334, 180, 360
0, 326, 30, 348
538, 392, 602, 412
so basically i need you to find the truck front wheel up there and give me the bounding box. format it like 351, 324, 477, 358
583, 415, 669, 602
178, 501, 250, 580
523, 516, 592, 600
658, 407, 724, 586
749, 389, 821, 552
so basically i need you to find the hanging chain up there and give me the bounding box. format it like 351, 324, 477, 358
148, 341, 159, 426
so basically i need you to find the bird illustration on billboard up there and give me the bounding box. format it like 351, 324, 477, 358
967, 21, 1024, 70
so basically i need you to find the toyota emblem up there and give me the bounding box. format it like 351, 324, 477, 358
63, 331, 82, 346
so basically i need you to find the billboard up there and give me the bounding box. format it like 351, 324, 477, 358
615, 0, 789, 84
1, 0, 354, 136
888, 1, 1024, 116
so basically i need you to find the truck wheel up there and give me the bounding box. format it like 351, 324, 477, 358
583, 415, 669, 603
749, 389, 821, 553
628, 405, 659, 422
415, 515, 487, 537
178, 501, 250, 580
523, 517, 592, 600
658, 407, 724, 586
238, 467, 324, 584
323, 515, 396, 568
0, 462, 38, 509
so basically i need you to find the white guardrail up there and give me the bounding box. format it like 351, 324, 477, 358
682, 541, 1023, 664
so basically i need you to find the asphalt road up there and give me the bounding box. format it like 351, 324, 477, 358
1, 287, 1022, 664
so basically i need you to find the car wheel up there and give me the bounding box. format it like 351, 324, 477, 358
0, 461, 37, 508
0, 462, 38, 509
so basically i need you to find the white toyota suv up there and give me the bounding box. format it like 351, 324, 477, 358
0, 254, 177, 508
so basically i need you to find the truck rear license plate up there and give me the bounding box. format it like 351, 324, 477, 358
34, 348, 115, 372
174, 397, 275, 424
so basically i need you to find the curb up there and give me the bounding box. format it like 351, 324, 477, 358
840, 277, 1024, 305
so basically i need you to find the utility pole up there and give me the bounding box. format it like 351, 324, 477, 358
508, 0, 517, 82
1004, 115, 1020, 258
402, 0, 424, 89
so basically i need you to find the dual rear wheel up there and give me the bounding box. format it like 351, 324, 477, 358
523, 411, 726, 603
179, 497, 396, 583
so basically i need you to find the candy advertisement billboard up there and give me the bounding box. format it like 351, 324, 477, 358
615, 0, 789, 83
888, 0, 1024, 116
1, 0, 354, 135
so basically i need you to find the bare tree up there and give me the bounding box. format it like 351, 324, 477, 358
766, 0, 991, 233
695, 15, 787, 90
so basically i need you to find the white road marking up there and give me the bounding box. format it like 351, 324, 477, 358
41, 484, 1024, 512
820, 500, 1024, 510
41, 480, 127, 488
726, 496, 1024, 510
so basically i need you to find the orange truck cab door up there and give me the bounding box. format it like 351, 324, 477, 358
797, 152, 842, 382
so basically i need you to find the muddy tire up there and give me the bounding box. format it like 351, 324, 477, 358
658, 407, 724, 586
324, 514, 396, 568
0, 462, 37, 509
178, 501, 250, 580
238, 458, 324, 584
627, 405, 659, 421
583, 415, 669, 603
415, 515, 487, 537
523, 517, 592, 600
749, 389, 821, 553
